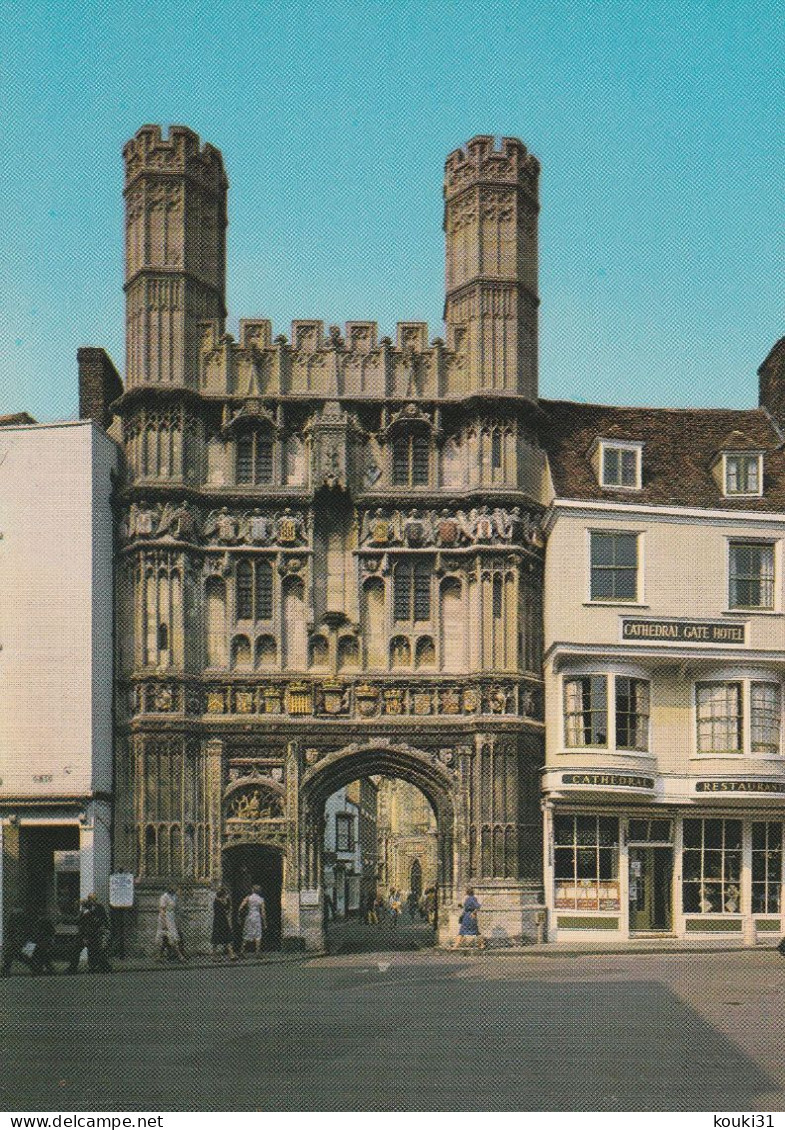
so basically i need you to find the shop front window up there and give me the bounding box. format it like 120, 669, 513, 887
751, 822, 782, 914
682, 818, 742, 913
553, 814, 619, 911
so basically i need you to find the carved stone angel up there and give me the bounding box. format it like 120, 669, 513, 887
157, 500, 194, 541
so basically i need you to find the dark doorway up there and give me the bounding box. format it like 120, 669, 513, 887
223, 844, 283, 950
20, 825, 80, 922
629, 847, 673, 932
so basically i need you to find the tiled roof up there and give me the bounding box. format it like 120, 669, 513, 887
538, 399, 785, 511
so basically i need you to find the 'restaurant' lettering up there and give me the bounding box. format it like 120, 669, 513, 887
696, 780, 784, 794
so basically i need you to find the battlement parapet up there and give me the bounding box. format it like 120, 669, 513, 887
123, 124, 228, 195
198, 318, 494, 400
444, 135, 539, 201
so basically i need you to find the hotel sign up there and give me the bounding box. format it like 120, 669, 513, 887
562, 773, 655, 790
696, 780, 785, 795
622, 619, 745, 645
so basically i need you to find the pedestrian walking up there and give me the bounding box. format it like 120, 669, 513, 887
452, 887, 486, 950
68, 894, 111, 973
424, 886, 437, 927
211, 887, 238, 960
365, 892, 379, 925
1, 906, 33, 976
155, 886, 186, 962
238, 885, 266, 957
29, 915, 57, 974
388, 889, 401, 926
407, 891, 418, 920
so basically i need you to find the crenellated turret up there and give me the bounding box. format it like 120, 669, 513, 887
123, 125, 228, 390
443, 135, 540, 400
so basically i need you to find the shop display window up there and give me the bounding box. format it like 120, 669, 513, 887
682, 818, 742, 913
751, 821, 782, 914
553, 814, 620, 911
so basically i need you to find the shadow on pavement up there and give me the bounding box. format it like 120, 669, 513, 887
0, 963, 778, 1111
326, 915, 435, 953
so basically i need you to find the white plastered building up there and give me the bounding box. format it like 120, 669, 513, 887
0, 414, 118, 942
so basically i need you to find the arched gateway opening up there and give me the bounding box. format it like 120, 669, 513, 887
299, 742, 457, 951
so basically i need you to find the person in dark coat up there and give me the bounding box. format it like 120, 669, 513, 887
452, 887, 486, 950
211, 887, 238, 960
29, 916, 57, 974
1, 906, 32, 976
67, 894, 111, 973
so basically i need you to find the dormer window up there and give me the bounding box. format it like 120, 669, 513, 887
724, 453, 762, 498
596, 440, 642, 489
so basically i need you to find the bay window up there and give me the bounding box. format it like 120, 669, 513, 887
695, 680, 781, 755
564, 674, 649, 751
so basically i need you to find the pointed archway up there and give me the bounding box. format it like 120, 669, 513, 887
299, 741, 459, 948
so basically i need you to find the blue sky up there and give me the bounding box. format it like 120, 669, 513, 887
1, 0, 782, 421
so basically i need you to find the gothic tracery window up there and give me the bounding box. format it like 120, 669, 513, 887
236, 430, 274, 485
392, 433, 430, 486
393, 559, 432, 622
235, 559, 273, 621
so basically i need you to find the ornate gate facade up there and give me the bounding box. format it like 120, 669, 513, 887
113, 125, 547, 951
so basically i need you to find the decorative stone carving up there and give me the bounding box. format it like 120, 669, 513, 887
260, 687, 282, 714
402, 509, 432, 546
358, 505, 543, 549
276, 508, 307, 546
486, 684, 511, 714
245, 510, 274, 544
201, 507, 309, 548
361, 508, 402, 545
154, 684, 174, 712
439, 688, 461, 715
319, 680, 348, 716
364, 458, 382, 487
206, 689, 226, 714
227, 788, 283, 821
204, 507, 241, 544
235, 689, 254, 714
413, 691, 433, 715
383, 688, 405, 716
462, 687, 480, 713
286, 683, 312, 715
355, 684, 380, 717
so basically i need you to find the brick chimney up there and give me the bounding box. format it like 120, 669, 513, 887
77, 347, 123, 429
758, 337, 785, 425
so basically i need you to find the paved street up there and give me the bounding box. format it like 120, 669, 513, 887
1, 948, 784, 1112
326, 913, 435, 952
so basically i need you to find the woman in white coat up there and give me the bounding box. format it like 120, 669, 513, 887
239, 885, 267, 957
